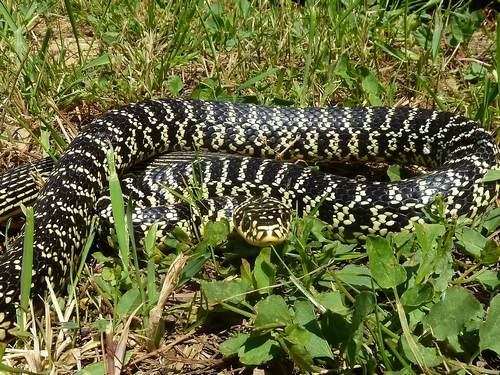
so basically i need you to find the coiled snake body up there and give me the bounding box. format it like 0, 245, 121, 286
0, 98, 498, 341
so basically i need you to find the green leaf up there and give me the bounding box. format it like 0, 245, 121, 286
457, 227, 500, 265
240, 259, 252, 285
253, 247, 276, 294
202, 280, 250, 305
347, 292, 376, 366
335, 264, 373, 290
92, 251, 115, 262
483, 169, 500, 182
178, 253, 210, 287
220, 333, 249, 356
278, 333, 320, 373
166, 74, 185, 96
92, 319, 111, 333
238, 333, 282, 365
414, 223, 446, 254
254, 295, 292, 332
235, 66, 282, 92
284, 324, 310, 345
359, 67, 382, 106
81, 53, 112, 71
165, 227, 191, 246
74, 361, 105, 375
476, 270, 500, 291
293, 299, 334, 359
400, 283, 434, 307
190, 77, 220, 100
102, 31, 119, 44
387, 164, 402, 181
204, 219, 230, 247
480, 240, 500, 266
423, 287, 481, 341
366, 236, 406, 288
318, 291, 349, 315
456, 226, 488, 258
413, 24, 432, 50
400, 334, 443, 368
116, 288, 142, 318
480, 294, 500, 355
482, 207, 500, 233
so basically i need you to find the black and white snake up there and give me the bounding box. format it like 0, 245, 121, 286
0, 98, 498, 341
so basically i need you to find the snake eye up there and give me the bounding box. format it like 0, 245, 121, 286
241, 216, 251, 231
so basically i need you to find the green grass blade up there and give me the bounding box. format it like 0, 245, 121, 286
62, 0, 82, 63
106, 149, 130, 275
19, 205, 34, 333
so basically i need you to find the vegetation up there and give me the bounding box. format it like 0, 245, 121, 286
1, 0, 500, 373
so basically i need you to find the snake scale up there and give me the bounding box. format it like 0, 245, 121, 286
0, 98, 498, 341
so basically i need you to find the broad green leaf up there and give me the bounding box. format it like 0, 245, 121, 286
254, 295, 293, 331
91, 251, 115, 262
116, 288, 142, 318
408, 309, 427, 331
366, 236, 406, 288
165, 227, 190, 246
92, 319, 111, 332
204, 219, 230, 247
455, 227, 485, 257
166, 74, 185, 96
482, 207, 500, 233
318, 291, 349, 316
253, 247, 276, 294
431, 266, 454, 293
387, 164, 402, 181
414, 223, 446, 254
202, 280, 250, 305
220, 333, 249, 356
278, 334, 320, 373
238, 333, 282, 365
293, 299, 334, 359
254, 295, 292, 332
476, 270, 500, 291
393, 232, 415, 258
423, 287, 481, 341
480, 294, 500, 355
102, 31, 119, 44
75, 361, 105, 375
401, 283, 434, 307
481, 240, 500, 266
240, 259, 252, 285
483, 169, 500, 182
359, 67, 382, 106
74, 351, 133, 375
413, 24, 432, 50
335, 264, 373, 290
284, 324, 310, 346
190, 78, 220, 100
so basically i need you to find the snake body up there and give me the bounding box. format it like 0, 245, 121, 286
0, 98, 498, 341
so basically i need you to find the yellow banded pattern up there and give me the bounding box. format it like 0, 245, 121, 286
0, 99, 498, 341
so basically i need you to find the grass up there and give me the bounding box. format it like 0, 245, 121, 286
1, 0, 500, 373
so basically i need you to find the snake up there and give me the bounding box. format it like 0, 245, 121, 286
0, 98, 498, 341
